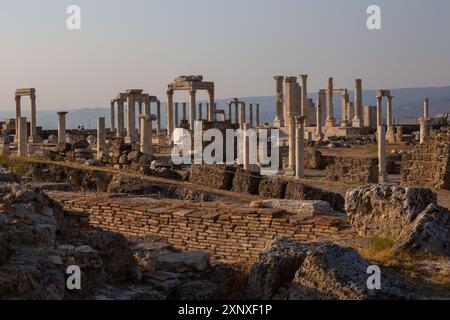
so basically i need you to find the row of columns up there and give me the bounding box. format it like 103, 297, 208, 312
15, 91, 37, 142
227, 100, 261, 128
166, 89, 215, 136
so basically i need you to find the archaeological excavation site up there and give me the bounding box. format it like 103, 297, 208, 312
1, 74, 449, 302
2, 2, 450, 310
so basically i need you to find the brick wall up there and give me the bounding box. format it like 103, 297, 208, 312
401, 128, 450, 190
48, 192, 351, 262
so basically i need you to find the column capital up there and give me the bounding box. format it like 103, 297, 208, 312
274, 75, 284, 81
285, 76, 297, 83
15, 95, 21, 102
167, 89, 174, 95
296, 115, 306, 124
57, 111, 68, 116
189, 89, 197, 95
299, 74, 308, 80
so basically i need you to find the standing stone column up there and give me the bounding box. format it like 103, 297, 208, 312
227, 102, 232, 121
423, 97, 430, 119
126, 96, 136, 144
182, 102, 187, 123
234, 103, 239, 124
386, 96, 395, 143
117, 100, 125, 137
378, 125, 388, 183
174, 102, 179, 128
284, 77, 297, 129
140, 115, 153, 154
17, 117, 28, 157
189, 90, 197, 130
243, 123, 249, 171
341, 93, 348, 127
29, 94, 37, 142
325, 77, 336, 127
208, 89, 215, 121
353, 79, 363, 128
288, 113, 296, 172
110, 100, 116, 132
144, 99, 151, 115
166, 90, 174, 137
198, 103, 203, 121
396, 126, 403, 143
376, 96, 383, 127
273, 76, 285, 127
300, 74, 308, 119
57, 112, 68, 145
346, 102, 355, 126
316, 98, 323, 140
249, 104, 254, 127
156, 100, 161, 133
295, 116, 305, 179
256, 104, 260, 126
15, 96, 21, 142
239, 103, 246, 130
419, 118, 432, 144
97, 117, 106, 160
138, 101, 143, 115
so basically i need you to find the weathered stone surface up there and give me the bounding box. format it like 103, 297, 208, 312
154, 251, 211, 274
245, 238, 308, 300
258, 177, 287, 199
231, 168, 262, 195
326, 157, 379, 183
250, 199, 334, 219
0, 167, 21, 184
189, 164, 235, 190
284, 244, 410, 300
285, 181, 344, 211
107, 174, 144, 194
345, 184, 437, 238
394, 204, 450, 257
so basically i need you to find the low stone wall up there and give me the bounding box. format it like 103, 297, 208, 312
401, 128, 450, 190
48, 192, 351, 262
281, 148, 334, 170
326, 157, 379, 184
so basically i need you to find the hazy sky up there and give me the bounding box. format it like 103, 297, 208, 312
1, 0, 450, 110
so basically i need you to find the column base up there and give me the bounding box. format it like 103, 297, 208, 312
352, 119, 363, 128
325, 118, 336, 128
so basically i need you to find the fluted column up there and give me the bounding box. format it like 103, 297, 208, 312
166, 90, 174, 137
325, 77, 335, 127
97, 117, 105, 160
189, 90, 196, 130
295, 116, 305, 179
126, 96, 136, 144
57, 112, 68, 145
273, 76, 284, 127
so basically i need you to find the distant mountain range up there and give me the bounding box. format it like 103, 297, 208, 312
1, 86, 449, 130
